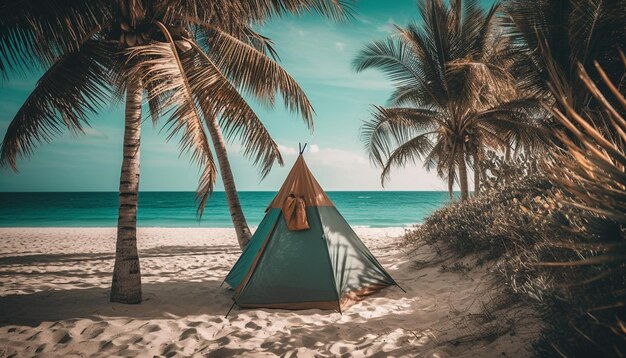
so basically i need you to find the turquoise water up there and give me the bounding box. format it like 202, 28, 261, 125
0, 191, 453, 228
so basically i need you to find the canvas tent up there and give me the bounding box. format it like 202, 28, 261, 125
224, 152, 401, 312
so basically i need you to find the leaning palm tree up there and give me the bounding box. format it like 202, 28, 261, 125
354, 0, 545, 200
0, 0, 353, 304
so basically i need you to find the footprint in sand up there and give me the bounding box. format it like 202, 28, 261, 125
244, 322, 260, 330
80, 322, 107, 339
213, 336, 230, 346
99, 340, 113, 350
51, 330, 72, 345
160, 342, 180, 358
26, 332, 40, 341
141, 324, 161, 333
119, 335, 143, 347
180, 328, 198, 340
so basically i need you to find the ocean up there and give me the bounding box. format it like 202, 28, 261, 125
0, 191, 453, 228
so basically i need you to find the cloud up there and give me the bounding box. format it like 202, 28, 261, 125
278, 144, 298, 155
334, 42, 345, 51
354, 14, 374, 25
376, 17, 397, 33
277, 143, 366, 167
300, 145, 369, 168
83, 127, 108, 139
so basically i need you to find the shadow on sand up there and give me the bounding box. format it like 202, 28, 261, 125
0, 280, 235, 327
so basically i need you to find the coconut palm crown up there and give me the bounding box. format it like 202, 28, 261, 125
354, 0, 545, 200
0, 0, 354, 303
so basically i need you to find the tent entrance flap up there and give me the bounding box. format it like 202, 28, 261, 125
282, 194, 309, 231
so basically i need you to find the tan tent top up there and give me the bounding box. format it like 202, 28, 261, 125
267, 154, 333, 209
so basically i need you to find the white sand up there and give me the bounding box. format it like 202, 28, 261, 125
0, 227, 535, 357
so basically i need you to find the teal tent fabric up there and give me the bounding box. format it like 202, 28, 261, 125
318, 206, 396, 296
237, 207, 339, 306
224, 208, 281, 289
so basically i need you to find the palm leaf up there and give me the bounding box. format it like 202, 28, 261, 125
183, 41, 284, 178
197, 23, 314, 126
161, 0, 355, 26
547, 56, 626, 223
125, 22, 217, 217
380, 132, 436, 185
0, 0, 112, 76
352, 37, 423, 89
0, 40, 117, 171
361, 106, 440, 166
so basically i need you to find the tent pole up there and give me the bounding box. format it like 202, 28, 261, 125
225, 301, 237, 318
396, 283, 407, 293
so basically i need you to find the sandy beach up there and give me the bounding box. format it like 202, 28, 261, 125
0, 227, 534, 357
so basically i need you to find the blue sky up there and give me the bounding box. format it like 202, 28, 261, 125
0, 0, 495, 192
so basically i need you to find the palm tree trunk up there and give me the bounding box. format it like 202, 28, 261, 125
458, 147, 469, 201
110, 79, 143, 304
473, 151, 480, 196
205, 114, 252, 250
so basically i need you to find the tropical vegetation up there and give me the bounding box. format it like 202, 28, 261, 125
0, 0, 354, 304
354, 0, 546, 200
405, 55, 626, 356
398, 0, 626, 355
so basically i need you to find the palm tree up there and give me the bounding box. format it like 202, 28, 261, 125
0, 0, 353, 304
354, 0, 544, 200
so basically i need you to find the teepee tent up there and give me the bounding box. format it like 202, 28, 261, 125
224, 149, 401, 312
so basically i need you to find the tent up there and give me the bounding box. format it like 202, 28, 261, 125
224, 150, 401, 312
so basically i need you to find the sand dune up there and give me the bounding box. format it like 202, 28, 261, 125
0, 227, 534, 357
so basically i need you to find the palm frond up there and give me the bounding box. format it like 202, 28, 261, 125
418, 0, 450, 76
548, 57, 626, 223
361, 106, 440, 167
469, 1, 500, 58
162, 0, 355, 26
0, 0, 112, 77
125, 22, 217, 217
197, 23, 314, 126
474, 98, 550, 152
183, 41, 284, 178
503, 0, 625, 106
380, 132, 435, 185
0, 40, 117, 171
353, 37, 421, 85
397, 22, 449, 104
240, 26, 280, 60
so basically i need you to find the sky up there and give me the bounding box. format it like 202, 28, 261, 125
0, 0, 495, 192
